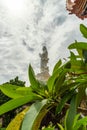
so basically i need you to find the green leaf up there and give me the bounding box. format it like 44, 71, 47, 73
59, 82, 77, 96
55, 70, 67, 95
47, 70, 59, 93
53, 59, 62, 74
82, 50, 87, 63
28, 64, 40, 91
70, 60, 85, 72
55, 90, 74, 115
73, 114, 80, 128
32, 106, 48, 130
29, 65, 49, 97
69, 51, 85, 71
58, 123, 64, 130
70, 51, 76, 61
64, 61, 71, 69
73, 116, 87, 130
0, 94, 42, 115
65, 94, 77, 130
80, 24, 87, 39
16, 87, 33, 95
68, 42, 87, 50
76, 84, 86, 108
42, 128, 54, 130
21, 99, 48, 130
0, 84, 34, 99
0, 84, 23, 99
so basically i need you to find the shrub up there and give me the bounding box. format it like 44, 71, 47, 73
0, 24, 87, 130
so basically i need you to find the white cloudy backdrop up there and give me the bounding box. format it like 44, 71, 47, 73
0, 0, 87, 85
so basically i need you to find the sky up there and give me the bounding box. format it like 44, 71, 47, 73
0, 0, 87, 85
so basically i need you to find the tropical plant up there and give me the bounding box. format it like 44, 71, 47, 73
0, 77, 25, 128
0, 24, 87, 130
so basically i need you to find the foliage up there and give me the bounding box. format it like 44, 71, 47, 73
0, 77, 26, 128
0, 24, 87, 130
58, 114, 87, 130
9, 76, 25, 87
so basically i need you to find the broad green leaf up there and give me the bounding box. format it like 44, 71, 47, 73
0, 84, 23, 99
28, 64, 40, 91
65, 94, 77, 130
0, 84, 34, 99
53, 59, 62, 74
80, 24, 87, 39
16, 87, 33, 95
6, 107, 29, 130
68, 42, 87, 50
32, 106, 48, 130
0, 94, 42, 115
21, 99, 48, 130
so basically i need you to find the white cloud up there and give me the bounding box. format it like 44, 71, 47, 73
0, 0, 87, 85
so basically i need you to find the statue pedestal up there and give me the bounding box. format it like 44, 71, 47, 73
36, 70, 50, 82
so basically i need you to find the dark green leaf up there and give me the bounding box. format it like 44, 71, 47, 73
55, 91, 74, 115
70, 51, 76, 61
53, 59, 62, 74
55, 70, 67, 94
80, 24, 87, 39
28, 64, 40, 91
76, 84, 87, 108
59, 82, 77, 95
65, 94, 77, 130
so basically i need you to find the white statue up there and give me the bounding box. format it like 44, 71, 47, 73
39, 46, 49, 72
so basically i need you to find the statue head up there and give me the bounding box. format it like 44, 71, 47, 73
42, 46, 47, 52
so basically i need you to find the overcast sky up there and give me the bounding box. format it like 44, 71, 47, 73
0, 0, 87, 85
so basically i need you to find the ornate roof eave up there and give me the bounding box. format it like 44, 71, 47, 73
66, 0, 87, 20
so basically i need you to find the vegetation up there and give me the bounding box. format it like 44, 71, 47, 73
0, 24, 87, 130
0, 77, 25, 128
